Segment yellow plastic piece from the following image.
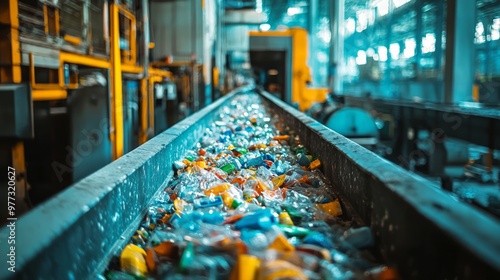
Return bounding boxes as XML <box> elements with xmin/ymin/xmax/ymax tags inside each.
<box><xmin>221</xmin><ymin>192</ymin><xmax>232</xmax><ymax>206</ymax></box>
<box><xmin>228</xmin><ymin>144</ymin><xmax>235</xmax><ymax>150</ymax></box>
<box><xmin>120</xmin><ymin>244</ymin><xmax>148</xmax><ymax>277</ymax></box>
<box><xmin>255</xmin><ymin>179</ymin><xmax>269</xmax><ymax>195</ymax></box>
<box><xmin>174</xmin><ymin>198</ymin><xmax>186</xmax><ymax>212</ymax></box>
<box><xmin>316</xmin><ymin>199</ymin><xmax>343</xmax><ymax>216</ymax></box>
<box><xmin>271</xmin><ymin>174</ymin><xmax>286</xmax><ymax>188</ymax></box>
<box><xmin>256</xmin><ymin>143</ymin><xmax>267</xmax><ymax>149</ymax></box>
<box><xmin>194</xmin><ymin>161</ymin><xmax>207</xmax><ymax>169</ymax></box>
<box><xmin>279</xmin><ymin>211</ymin><xmax>294</xmax><ymax>226</ymax></box>
<box><xmin>221</xmin><ymin>192</ymin><xmax>239</xmax><ymax>209</ymax></box>
<box><xmin>268</xmin><ymin>234</ymin><xmax>295</xmax><ymax>252</ymax></box>
<box><xmin>309</xmin><ymin>159</ymin><xmax>321</xmax><ymax>170</ymax></box>
<box><xmin>260</xmin><ymin>260</ymin><xmax>307</xmax><ymax>280</ymax></box>
<box><xmin>204</xmin><ymin>183</ymin><xmax>231</xmax><ymax>196</ymax></box>
<box><xmin>230</xmin><ymin>254</ymin><xmax>260</xmax><ymax>280</ymax></box>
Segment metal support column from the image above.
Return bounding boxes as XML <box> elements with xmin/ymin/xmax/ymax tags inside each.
<box><xmin>139</xmin><ymin>78</ymin><xmax>149</xmax><ymax>144</ymax></box>
<box><xmin>308</xmin><ymin>0</ymin><xmax>318</xmax><ymax>86</ymax></box>
<box><xmin>0</xmin><ymin>0</ymin><xmax>21</xmax><ymax>83</ymax></box>
<box><xmin>483</xmin><ymin>17</ymin><xmax>492</xmax><ymax>75</ymax></box>
<box><xmin>110</xmin><ymin>3</ymin><xmax>124</xmax><ymax>159</ymax></box>
<box><xmin>434</xmin><ymin>0</ymin><xmax>444</xmax><ymax>75</ymax></box>
<box><xmin>330</xmin><ymin>0</ymin><xmax>344</xmax><ymax>93</ymax></box>
<box><xmin>82</xmin><ymin>0</ymin><xmax>90</xmax><ymax>48</ymax></box>
<box><xmin>415</xmin><ymin>0</ymin><xmax>423</xmax><ymax>77</ymax></box>
<box><xmin>444</xmin><ymin>0</ymin><xmax>476</xmax><ymax>103</ymax></box>
<box><xmin>139</xmin><ymin>0</ymin><xmax>150</xmax><ymax>145</ymax></box>
<box><xmin>383</xmin><ymin>1</ymin><xmax>394</xmax><ymax>97</ymax></box>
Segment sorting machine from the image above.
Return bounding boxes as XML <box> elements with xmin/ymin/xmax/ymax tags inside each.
<box><xmin>249</xmin><ymin>28</ymin><xmax>381</xmax><ymax>149</ymax></box>
<box><xmin>1</xmin><ymin>86</ymin><xmax>499</xmax><ymax>279</ymax></box>
<box><xmin>309</xmin><ymin>94</ymin><xmax>381</xmax><ymax>149</ymax></box>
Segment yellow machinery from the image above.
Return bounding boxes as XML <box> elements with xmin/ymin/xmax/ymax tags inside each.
<box><xmin>249</xmin><ymin>28</ymin><xmax>328</xmax><ymax>111</ymax></box>
<box><xmin>151</xmin><ymin>60</ymin><xmax>206</xmax><ymax>117</ymax></box>
<box><xmin>0</xmin><ymin>0</ymin><xmax>177</xmax><ymax>212</ymax></box>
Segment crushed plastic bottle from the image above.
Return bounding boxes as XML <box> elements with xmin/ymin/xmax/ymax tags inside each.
<box><xmin>104</xmin><ymin>93</ymin><xmax>398</xmax><ymax>279</ymax></box>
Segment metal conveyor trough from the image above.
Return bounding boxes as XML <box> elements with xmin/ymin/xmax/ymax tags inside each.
<box><xmin>1</xmin><ymin>86</ymin><xmax>500</xmax><ymax>279</ymax></box>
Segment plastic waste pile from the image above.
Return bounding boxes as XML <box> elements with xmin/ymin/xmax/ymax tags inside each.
<box><xmin>105</xmin><ymin>93</ymin><xmax>399</xmax><ymax>280</ymax></box>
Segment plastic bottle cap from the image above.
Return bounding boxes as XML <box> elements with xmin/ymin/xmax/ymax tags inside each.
<box><xmin>268</xmin><ymin>234</ymin><xmax>295</xmax><ymax>252</ymax></box>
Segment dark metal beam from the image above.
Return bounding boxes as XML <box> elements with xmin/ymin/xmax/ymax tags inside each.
<box><xmin>444</xmin><ymin>0</ymin><xmax>476</xmax><ymax>103</ymax></box>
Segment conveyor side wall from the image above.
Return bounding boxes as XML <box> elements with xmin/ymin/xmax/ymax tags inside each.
<box><xmin>259</xmin><ymin>90</ymin><xmax>500</xmax><ymax>279</ymax></box>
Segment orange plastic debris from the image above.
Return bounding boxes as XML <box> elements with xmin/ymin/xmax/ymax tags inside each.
<box><xmin>273</xmin><ymin>135</ymin><xmax>290</xmax><ymax>141</ymax></box>
<box><xmin>146</xmin><ymin>248</ymin><xmax>157</xmax><ymax>272</ymax></box>
<box><xmin>268</xmin><ymin>234</ymin><xmax>295</xmax><ymax>252</ymax></box>
<box><xmin>309</xmin><ymin>159</ymin><xmax>321</xmax><ymax>170</ymax></box>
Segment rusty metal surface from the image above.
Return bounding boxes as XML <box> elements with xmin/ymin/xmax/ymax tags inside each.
<box><xmin>1</xmin><ymin>86</ymin><xmax>499</xmax><ymax>279</ymax></box>
<box><xmin>259</xmin><ymin>89</ymin><xmax>500</xmax><ymax>279</ymax></box>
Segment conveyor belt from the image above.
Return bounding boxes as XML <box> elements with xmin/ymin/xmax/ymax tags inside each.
<box><xmin>105</xmin><ymin>91</ymin><xmax>383</xmax><ymax>279</ymax></box>
<box><xmin>1</xmin><ymin>86</ymin><xmax>500</xmax><ymax>279</ymax></box>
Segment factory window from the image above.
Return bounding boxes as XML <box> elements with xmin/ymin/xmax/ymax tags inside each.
<box><xmin>226</xmin><ymin>0</ymin><xmax>331</xmax><ymax>87</ymax></box>
<box><xmin>475</xmin><ymin>14</ymin><xmax>500</xmax><ymax>76</ymax></box>
<box><xmin>475</xmin><ymin>2</ymin><xmax>500</xmax><ymax>104</ymax></box>
<box><xmin>342</xmin><ymin>0</ymin><xmax>445</xmax><ymax>102</ymax></box>
<box><xmin>341</xmin><ymin>0</ymin><xmax>500</xmax><ymax>104</ymax></box>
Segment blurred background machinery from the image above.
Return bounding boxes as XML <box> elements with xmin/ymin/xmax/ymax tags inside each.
<box><xmin>249</xmin><ymin>28</ymin><xmax>328</xmax><ymax>111</ymax></box>
<box><xmin>0</xmin><ymin>0</ymin><xmax>222</xmax><ymax>214</ymax></box>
